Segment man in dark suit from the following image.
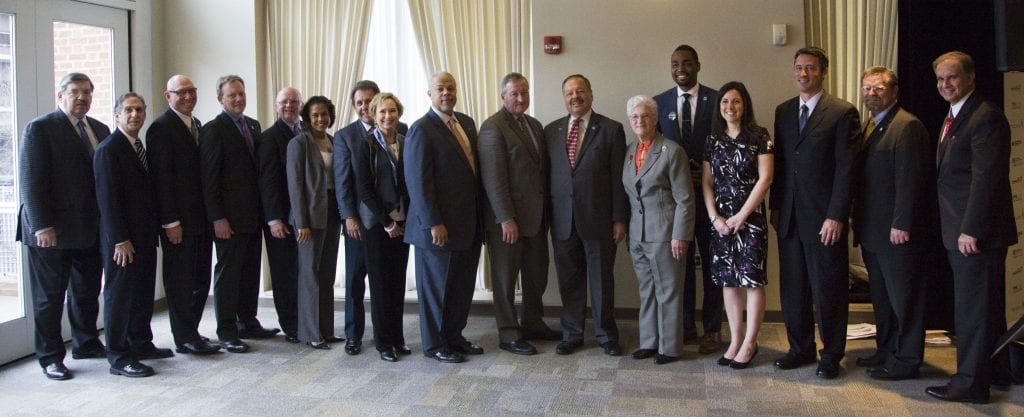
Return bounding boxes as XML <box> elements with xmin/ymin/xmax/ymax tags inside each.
<box><xmin>769</xmin><ymin>47</ymin><xmax>861</xmax><ymax>379</ymax></box>
<box><xmin>546</xmin><ymin>74</ymin><xmax>628</xmax><ymax>357</ymax></box>
<box><xmin>258</xmin><ymin>86</ymin><xmax>304</xmax><ymax>344</ymax></box>
<box><xmin>94</xmin><ymin>93</ymin><xmax>168</xmax><ymax>377</ymax></box>
<box><xmin>479</xmin><ymin>73</ymin><xmax>559</xmax><ymax>356</ymax></box>
<box><xmin>405</xmin><ymin>71</ymin><xmax>484</xmax><ymax>363</ymax></box>
<box><xmin>18</xmin><ymin>72</ymin><xmax>109</xmax><ymax>380</ymax></box>
<box><xmin>850</xmin><ymin>66</ymin><xmax>934</xmax><ymax>381</ymax></box>
<box><xmin>652</xmin><ymin>44</ymin><xmax>722</xmax><ymax>353</ymax></box>
<box><xmin>200</xmin><ymin>75</ymin><xmax>278</xmax><ymax>354</ymax></box>
<box><xmin>147</xmin><ymin>74</ymin><xmax>220</xmax><ymax>355</ymax></box>
<box><xmin>925</xmin><ymin>51</ymin><xmax>1017</xmax><ymax>404</ymax></box>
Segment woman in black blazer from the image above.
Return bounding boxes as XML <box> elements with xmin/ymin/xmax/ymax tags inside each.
<box><xmin>352</xmin><ymin>92</ymin><xmax>410</xmax><ymax>362</ymax></box>
<box><xmin>286</xmin><ymin>96</ymin><xmax>342</xmax><ymax>349</ymax></box>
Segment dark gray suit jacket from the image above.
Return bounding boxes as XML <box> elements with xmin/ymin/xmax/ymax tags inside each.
<box><xmin>285</xmin><ymin>132</ymin><xmax>332</xmax><ymax>230</ymax></box>
<box><xmin>146</xmin><ymin>108</ymin><xmax>207</xmax><ymax>236</ymax></box>
<box><xmin>352</xmin><ymin>131</ymin><xmax>407</xmax><ymax>230</ymax></box>
<box><xmin>18</xmin><ymin>109</ymin><xmax>110</xmax><ymax>248</ymax></box>
<box><xmin>479</xmin><ymin>108</ymin><xmax>548</xmax><ymax>237</ymax></box>
<box><xmin>258</xmin><ymin>118</ymin><xmax>299</xmax><ymax>225</ymax></box>
<box><xmin>199</xmin><ymin>111</ymin><xmax>262</xmax><ymax>233</ymax></box>
<box><xmin>622</xmin><ymin>135</ymin><xmax>694</xmax><ymax>243</ymax></box>
<box><xmin>333</xmin><ymin>119</ymin><xmax>408</xmax><ymax>223</ymax></box>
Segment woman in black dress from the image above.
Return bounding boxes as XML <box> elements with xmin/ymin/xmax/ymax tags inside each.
<box><xmin>701</xmin><ymin>82</ymin><xmax>774</xmax><ymax>369</ymax></box>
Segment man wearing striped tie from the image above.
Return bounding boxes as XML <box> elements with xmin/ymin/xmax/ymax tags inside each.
<box><xmin>94</xmin><ymin>92</ymin><xmax>164</xmax><ymax>377</ymax></box>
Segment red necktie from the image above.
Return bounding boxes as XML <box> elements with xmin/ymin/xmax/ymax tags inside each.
<box><xmin>940</xmin><ymin>111</ymin><xmax>953</xmax><ymax>142</ymax></box>
<box><xmin>566</xmin><ymin>118</ymin><xmax>581</xmax><ymax>168</ymax></box>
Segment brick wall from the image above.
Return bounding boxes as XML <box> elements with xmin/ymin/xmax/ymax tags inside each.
<box><xmin>52</xmin><ymin>21</ymin><xmax>113</xmax><ymax>128</ymax></box>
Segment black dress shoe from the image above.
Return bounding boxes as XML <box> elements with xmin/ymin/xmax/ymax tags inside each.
<box><xmin>654</xmin><ymin>354</ymin><xmax>678</xmax><ymax>364</ymax></box>
<box><xmin>345</xmin><ymin>341</ymin><xmax>362</xmax><ymax>355</ymax></box>
<box><xmin>600</xmin><ymin>341</ymin><xmax>622</xmax><ymax>356</ymax></box>
<box><xmin>284</xmin><ymin>335</ymin><xmax>300</xmax><ymax>344</ymax></box>
<box><xmin>866</xmin><ymin>367</ymin><xmax>919</xmax><ymax>381</ymax></box>
<box><xmin>324</xmin><ymin>336</ymin><xmax>346</xmax><ymax>343</ymax></box>
<box><xmin>815</xmin><ymin>361</ymin><xmax>840</xmax><ymax>379</ymax></box>
<box><xmin>522</xmin><ymin>328</ymin><xmax>562</xmax><ymax>341</ymax></box>
<box><xmin>71</xmin><ymin>347</ymin><xmax>106</xmax><ymax>360</ymax></box>
<box><xmin>452</xmin><ymin>341</ymin><xmax>484</xmax><ymax>355</ymax></box>
<box><xmin>200</xmin><ymin>335</ymin><xmax>211</xmax><ymax>343</ymax></box>
<box><xmin>176</xmin><ymin>340</ymin><xmax>221</xmax><ymax>355</ymax></box>
<box><xmin>220</xmin><ymin>339</ymin><xmax>250</xmax><ymax>353</ymax></box>
<box><xmin>774</xmin><ymin>353</ymin><xmax>816</xmax><ymax>370</ymax></box>
<box><xmin>109</xmin><ymin>360</ymin><xmax>155</xmax><ymax>378</ymax></box>
<box><xmin>429</xmin><ymin>349</ymin><xmax>465</xmax><ymax>363</ymax></box>
<box><xmin>238</xmin><ymin>326</ymin><xmax>280</xmax><ymax>339</ymax></box>
<box><xmin>631</xmin><ymin>349</ymin><xmax>657</xmax><ymax>360</ymax></box>
<box><xmin>43</xmin><ymin>363</ymin><xmax>72</xmax><ymax>380</ymax></box>
<box><xmin>499</xmin><ymin>339</ymin><xmax>538</xmax><ymax>355</ymax></box>
<box><xmin>379</xmin><ymin>348</ymin><xmax>398</xmax><ymax>362</ymax></box>
<box><xmin>925</xmin><ymin>385</ymin><xmax>989</xmax><ymax>404</ymax></box>
<box><xmin>855</xmin><ymin>352</ymin><xmax>887</xmax><ymax>367</ymax></box>
<box><xmin>396</xmin><ymin>345</ymin><xmax>412</xmax><ymax>355</ymax></box>
<box><xmin>556</xmin><ymin>340</ymin><xmax>583</xmax><ymax>355</ymax></box>
<box><xmin>307</xmin><ymin>341</ymin><xmax>331</xmax><ymax>350</ymax></box>
<box><xmin>136</xmin><ymin>346</ymin><xmax>175</xmax><ymax>360</ymax></box>
<box><xmin>683</xmin><ymin>328</ymin><xmax>700</xmax><ymax>345</ymax></box>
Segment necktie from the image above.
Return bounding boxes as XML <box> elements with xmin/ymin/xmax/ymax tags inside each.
<box><xmin>77</xmin><ymin>120</ymin><xmax>94</xmax><ymax>155</ymax></box>
<box><xmin>566</xmin><ymin>118</ymin><xmax>581</xmax><ymax>168</ymax></box>
<box><xmin>237</xmin><ymin>118</ymin><xmax>254</xmax><ymax>156</ymax></box>
<box><xmin>518</xmin><ymin>116</ymin><xmax>539</xmax><ymax>153</ymax></box>
<box><xmin>681</xmin><ymin>93</ymin><xmax>693</xmax><ymax>144</ymax></box>
<box><xmin>940</xmin><ymin>110</ymin><xmax>953</xmax><ymax>142</ymax></box>
<box><xmin>189</xmin><ymin>119</ymin><xmax>199</xmax><ymax>145</ymax></box>
<box><xmin>447</xmin><ymin>118</ymin><xmax>474</xmax><ymax>173</ymax></box>
<box><xmin>134</xmin><ymin>138</ymin><xmax>149</xmax><ymax>172</ymax></box>
<box><xmin>799</xmin><ymin>104</ymin><xmax>809</xmax><ymax>134</ymax></box>
<box><xmin>864</xmin><ymin>118</ymin><xmax>877</xmax><ymax>142</ymax></box>
<box><xmin>292</xmin><ymin>123</ymin><xmax>301</xmax><ymax>137</ymax></box>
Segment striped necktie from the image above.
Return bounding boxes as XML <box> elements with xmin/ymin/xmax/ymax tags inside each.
<box><xmin>135</xmin><ymin>138</ymin><xmax>148</xmax><ymax>172</ymax></box>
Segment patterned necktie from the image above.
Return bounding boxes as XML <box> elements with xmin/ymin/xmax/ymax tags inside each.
<box><xmin>863</xmin><ymin>118</ymin><xmax>877</xmax><ymax>142</ymax></box>
<box><xmin>134</xmin><ymin>138</ymin><xmax>149</xmax><ymax>172</ymax></box>
<box><xmin>447</xmin><ymin>118</ymin><xmax>474</xmax><ymax>173</ymax></box>
<box><xmin>799</xmin><ymin>104</ymin><xmax>809</xmax><ymax>134</ymax></box>
<box><xmin>190</xmin><ymin>119</ymin><xmax>199</xmax><ymax>145</ymax></box>
<box><xmin>518</xmin><ymin>116</ymin><xmax>539</xmax><ymax>152</ymax></box>
<box><xmin>940</xmin><ymin>110</ymin><xmax>953</xmax><ymax>142</ymax></box>
<box><xmin>292</xmin><ymin>123</ymin><xmax>301</xmax><ymax>137</ymax></box>
<box><xmin>566</xmin><ymin>117</ymin><xmax>581</xmax><ymax>168</ymax></box>
<box><xmin>681</xmin><ymin>93</ymin><xmax>692</xmax><ymax>144</ymax></box>
<box><xmin>237</xmin><ymin>117</ymin><xmax>254</xmax><ymax>156</ymax></box>
<box><xmin>77</xmin><ymin>120</ymin><xmax>94</xmax><ymax>155</ymax></box>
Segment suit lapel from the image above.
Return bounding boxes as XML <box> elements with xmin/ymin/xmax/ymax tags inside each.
<box><xmin>503</xmin><ymin>110</ymin><xmax>540</xmax><ymax>163</ymax></box>
<box><xmin>865</xmin><ymin>106</ymin><xmax>899</xmax><ymax>148</ymax></box>
<box><xmin>636</xmin><ymin>137</ymin><xmax>664</xmax><ymax>180</ymax></box>
<box><xmin>54</xmin><ymin>110</ymin><xmax>95</xmax><ymax>163</ymax></box>
<box><xmin>797</xmin><ymin>94</ymin><xmax>829</xmax><ymax>146</ymax></box>
<box><xmin>427</xmin><ymin>109</ymin><xmax>473</xmax><ymax>172</ymax></box>
<box><xmin>575</xmin><ymin>114</ymin><xmax>601</xmax><ymax>165</ymax></box>
<box><xmin>937</xmin><ymin>94</ymin><xmax>979</xmax><ymax>166</ymax></box>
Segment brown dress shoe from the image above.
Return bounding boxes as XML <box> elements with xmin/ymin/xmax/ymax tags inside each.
<box><xmin>698</xmin><ymin>332</ymin><xmax>721</xmax><ymax>354</ymax></box>
<box><xmin>683</xmin><ymin>328</ymin><xmax>700</xmax><ymax>345</ymax></box>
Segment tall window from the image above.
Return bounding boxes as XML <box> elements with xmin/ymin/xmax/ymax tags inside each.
<box><xmin>358</xmin><ymin>0</ymin><xmax>428</xmax><ymax>123</ymax></box>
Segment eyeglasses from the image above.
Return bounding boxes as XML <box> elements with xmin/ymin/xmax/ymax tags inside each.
<box><xmin>276</xmin><ymin>99</ymin><xmax>301</xmax><ymax>106</ymax></box>
<box><xmin>168</xmin><ymin>88</ymin><xmax>198</xmax><ymax>96</ymax></box>
<box><xmin>861</xmin><ymin>86</ymin><xmax>888</xmax><ymax>93</ymax></box>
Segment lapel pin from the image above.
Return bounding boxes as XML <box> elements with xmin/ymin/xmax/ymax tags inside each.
<box><xmin>668</xmin><ymin>112</ymin><xmax>677</xmax><ymax>121</ymax></box>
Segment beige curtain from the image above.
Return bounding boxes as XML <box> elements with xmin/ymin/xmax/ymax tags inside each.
<box><xmin>263</xmin><ymin>1</ymin><xmax>374</xmax><ymax>125</ymax></box>
<box><xmin>805</xmin><ymin>0</ymin><xmax>898</xmax><ymax>113</ymax></box>
<box><xmin>407</xmin><ymin>0</ymin><xmax>532</xmax><ymax>121</ymax></box>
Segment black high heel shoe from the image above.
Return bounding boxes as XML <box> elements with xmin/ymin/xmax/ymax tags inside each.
<box><xmin>729</xmin><ymin>346</ymin><xmax>759</xmax><ymax>369</ymax></box>
<box><xmin>717</xmin><ymin>355</ymin><xmax>734</xmax><ymax>366</ymax></box>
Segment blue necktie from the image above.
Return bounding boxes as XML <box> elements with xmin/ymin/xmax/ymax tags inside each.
<box><xmin>799</xmin><ymin>104</ymin><xmax>809</xmax><ymax>134</ymax></box>
<box><xmin>76</xmin><ymin>120</ymin><xmax>93</xmax><ymax>156</ymax></box>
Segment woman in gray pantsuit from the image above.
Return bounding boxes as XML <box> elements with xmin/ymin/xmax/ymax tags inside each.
<box><xmin>622</xmin><ymin>95</ymin><xmax>695</xmax><ymax>364</ymax></box>
<box><xmin>286</xmin><ymin>96</ymin><xmax>343</xmax><ymax>349</ymax></box>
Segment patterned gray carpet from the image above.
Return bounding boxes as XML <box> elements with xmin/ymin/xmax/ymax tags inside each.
<box><xmin>0</xmin><ymin>305</ymin><xmax>1021</xmax><ymax>417</ymax></box>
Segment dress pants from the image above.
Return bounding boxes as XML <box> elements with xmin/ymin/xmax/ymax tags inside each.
<box><xmin>862</xmin><ymin>246</ymin><xmax>926</xmax><ymax>374</ymax></box>
<box><xmin>263</xmin><ymin>224</ymin><xmax>298</xmax><ymax>337</ymax></box>
<box><xmin>27</xmin><ymin>246</ymin><xmax>103</xmax><ymax>367</ymax></box>
<box><xmin>629</xmin><ymin>239</ymin><xmax>684</xmax><ymax>356</ymax></box>
<box><xmin>552</xmin><ymin>226</ymin><xmax>619</xmax><ymax>344</ymax></box>
<box><xmin>160</xmin><ymin>233</ymin><xmax>212</xmax><ymax>346</ymax></box>
<box><xmin>363</xmin><ymin>224</ymin><xmax>409</xmax><ymax>350</ymax></box>
<box><xmin>947</xmin><ymin>248</ymin><xmax>1010</xmax><ymax>393</ymax></box>
<box><xmin>486</xmin><ymin>230</ymin><xmax>551</xmax><ymax>343</ymax></box>
<box><xmin>342</xmin><ymin>227</ymin><xmax>367</xmax><ymax>343</ymax></box>
<box><xmin>777</xmin><ymin>224</ymin><xmax>849</xmax><ymax>363</ymax></box>
<box><xmin>296</xmin><ymin>195</ymin><xmax>342</xmax><ymax>342</ymax></box>
<box><xmin>683</xmin><ymin>192</ymin><xmax>722</xmax><ymax>334</ymax></box>
<box><xmin>212</xmin><ymin>230</ymin><xmax>262</xmax><ymax>341</ymax></box>
<box><xmin>414</xmin><ymin>243</ymin><xmax>480</xmax><ymax>355</ymax></box>
<box><xmin>102</xmin><ymin>244</ymin><xmax>157</xmax><ymax>366</ymax></box>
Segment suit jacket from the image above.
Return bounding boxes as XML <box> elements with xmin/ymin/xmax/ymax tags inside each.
<box><xmin>285</xmin><ymin>132</ymin><xmax>332</xmax><ymax>230</ymax></box>
<box><xmin>404</xmin><ymin>108</ymin><xmax>482</xmax><ymax>251</ymax></box>
<box><xmin>935</xmin><ymin>93</ymin><xmax>1017</xmax><ymax>250</ymax></box>
<box><xmin>851</xmin><ymin>106</ymin><xmax>937</xmax><ymax>250</ymax></box>
<box><xmin>258</xmin><ymin>118</ymin><xmax>298</xmax><ymax>224</ymax></box>
<box><xmin>545</xmin><ymin>111</ymin><xmax>628</xmax><ymax>241</ymax></box>
<box><xmin>352</xmin><ymin>131</ymin><xmax>407</xmax><ymax>230</ymax></box>
<box><xmin>146</xmin><ymin>108</ymin><xmax>207</xmax><ymax>236</ymax></box>
<box><xmin>769</xmin><ymin>93</ymin><xmax>861</xmax><ymax>241</ymax></box>
<box><xmin>17</xmin><ymin>109</ymin><xmax>110</xmax><ymax>248</ymax></box>
<box><xmin>622</xmin><ymin>135</ymin><xmax>695</xmax><ymax>243</ymax></box>
<box><xmin>334</xmin><ymin>120</ymin><xmax>409</xmax><ymax>221</ymax></box>
<box><xmin>93</xmin><ymin>129</ymin><xmax>160</xmax><ymax>250</ymax></box>
<box><xmin>653</xmin><ymin>84</ymin><xmax>718</xmax><ymax>164</ymax></box>
<box><xmin>199</xmin><ymin>111</ymin><xmax>263</xmax><ymax>234</ymax></box>
<box><xmin>478</xmin><ymin>108</ymin><xmax>548</xmax><ymax>237</ymax></box>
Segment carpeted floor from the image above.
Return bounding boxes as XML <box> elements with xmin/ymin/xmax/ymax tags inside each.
<box><xmin>0</xmin><ymin>305</ymin><xmax>1020</xmax><ymax>417</ymax></box>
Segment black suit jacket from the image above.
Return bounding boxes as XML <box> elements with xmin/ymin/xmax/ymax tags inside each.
<box><xmin>352</xmin><ymin>131</ymin><xmax>408</xmax><ymax>230</ymax></box>
<box><xmin>851</xmin><ymin>106</ymin><xmax>937</xmax><ymax>250</ymax></box>
<box><xmin>199</xmin><ymin>111</ymin><xmax>263</xmax><ymax>234</ymax></box>
<box><xmin>146</xmin><ymin>108</ymin><xmax>207</xmax><ymax>236</ymax></box>
<box><xmin>935</xmin><ymin>93</ymin><xmax>1017</xmax><ymax>250</ymax></box>
<box><xmin>333</xmin><ymin>120</ymin><xmax>408</xmax><ymax>222</ymax></box>
<box><xmin>18</xmin><ymin>109</ymin><xmax>110</xmax><ymax>248</ymax></box>
<box><xmin>770</xmin><ymin>93</ymin><xmax>861</xmax><ymax>241</ymax></box>
<box><xmin>258</xmin><ymin>118</ymin><xmax>297</xmax><ymax>224</ymax></box>
<box><xmin>545</xmin><ymin>111</ymin><xmax>628</xmax><ymax>241</ymax></box>
<box><xmin>653</xmin><ymin>84</ymin><xmax>717</xmax><ymax>164</ymax></box>
<box><xmin>94</xmin><ymin>129</ymin><xmax>160</xmax><ymax>249</ymax></box>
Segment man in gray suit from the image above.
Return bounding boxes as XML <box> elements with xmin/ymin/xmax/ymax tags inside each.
<box><xmin>479</xmin><ymin>73</ymin><xmax>560</xmax><ymax>356</ymax></box>
<box><xmin>545</xmin><ymin>74</ymin><xmax>628</xmax><ymax>356</ymax></box>
<box><xmin>19</xmin><ymin>73</ymin><xmax>109</xmax><ymax>380</ymax></box>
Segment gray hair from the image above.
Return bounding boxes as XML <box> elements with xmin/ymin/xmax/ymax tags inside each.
<box><xmin>216</xmin><ymin>75</ymin><xmax>244</xmax><ymax>97</ymax></box>
<box><xmin>500</xmin><ymin>72</ymin><xmax>528</xmax><ymax>94</ymax></box>
<box><xmin>58</xmin><ymin>72</ymin><xmax>94</xmax><ymax>93</ymax></box>
<box><xmin>114</xmin><ymin>92</ymin><xmax>146</xmax><ymax>113</ymax></box>
<box><xmin>626</xmin><ymin>95</ymin><xmax>657</xmax><ymax>117</ymax></box>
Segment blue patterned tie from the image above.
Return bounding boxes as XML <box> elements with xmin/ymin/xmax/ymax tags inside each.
<box><xmin>135</xmin><ymin>138</ymin><xmax>148</xmax><ymax>172</ymax></box>
<box><xmin>799</xmin><ymin>104</ymin><xmax>809</xmax><ymax>134</ymax></box>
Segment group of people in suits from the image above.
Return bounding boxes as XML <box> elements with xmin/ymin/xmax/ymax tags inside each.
<box><xmin>18</xmin><ymin>44</ymin><xmax>1016</xmax><ymax>405</ymax></box>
